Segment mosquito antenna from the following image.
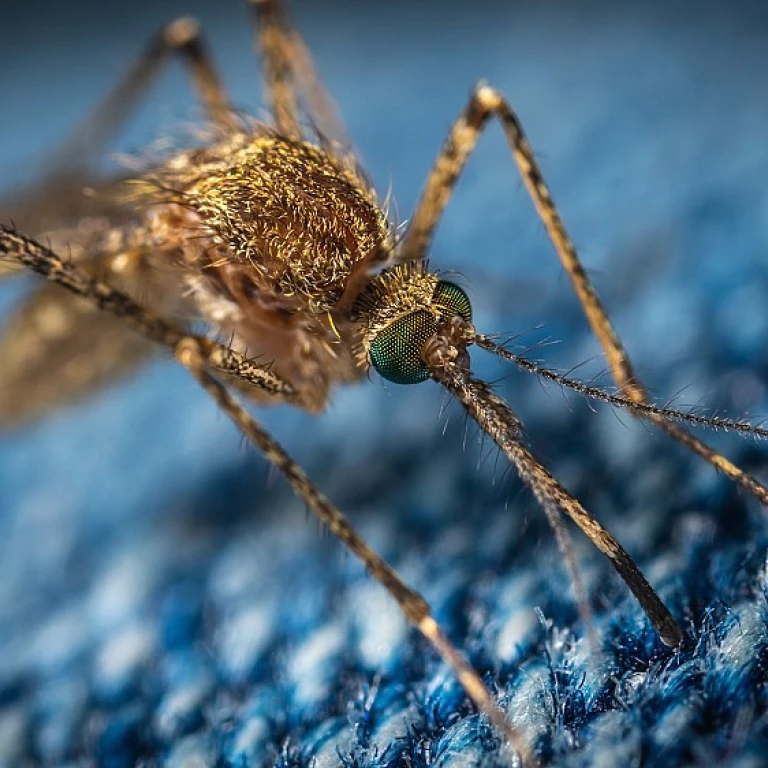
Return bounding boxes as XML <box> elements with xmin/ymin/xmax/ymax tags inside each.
<box><xmin>477</xmin><ymin>334</ymin><xmax>768</xmax><ymax>440</ymax></box>
<box><xmin>423</xmin><ymin>319</ymin><xmax>683</xmax><ymax>648</ymax></box>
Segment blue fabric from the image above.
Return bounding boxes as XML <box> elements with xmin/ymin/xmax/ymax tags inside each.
<box><xmin>2</xmin><ymin>2</ymin><xmax>768</xmax><ymax>765</ymax></box>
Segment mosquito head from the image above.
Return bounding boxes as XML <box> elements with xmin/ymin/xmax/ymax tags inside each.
<box><xmin>352</xmin><ymin>262</ymin><xmax>474</xmax><ymax>384</ymax></box>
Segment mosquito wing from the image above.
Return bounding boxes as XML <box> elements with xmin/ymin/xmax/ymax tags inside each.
<box><xmin>0</xmin><ymin>170</ymin><xmax>194</xmax><ymax>427</ymax></box>
<box><xmin>0</xmin><ymin>167</ymin><xmax>135</xmax><ymax>279</ymax></box>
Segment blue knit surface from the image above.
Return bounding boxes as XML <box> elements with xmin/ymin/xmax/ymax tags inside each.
<box><xmin>2</xmin><ymin>2</ymin><xmax>768</xmax><ymax>766</ymax></box>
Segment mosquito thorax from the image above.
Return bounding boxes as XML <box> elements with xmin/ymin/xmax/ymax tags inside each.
<box><xmin>133</xmin><ymin>132</ymin><xmax>391</xmax><ymax>314</ymax></box>
<box><xmin>352</xmin><ymin>262</ymin><xmax>472</xmax><ymax>384</ymax></box>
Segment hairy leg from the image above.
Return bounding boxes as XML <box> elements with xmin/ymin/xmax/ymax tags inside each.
<box><xmin>0</xmin><ymin>223</ymin><xmax>536</xmax><ymax>765</ymax></box>
<box><xmin>0</xmin><ymin>248</ymin><xmax>157</xmax><ymax>426</ymax></box>
<box><xmin>400</xmin><ymin>83</ymin><xmax>768</xmax><ymax>506</ymax></box>
<box><xmin>422</xmin><ymin>323</ymin><xmax>682</xmax><ymax>648</ymax></box>
<box><xmin>177</xmin><ymin>337</ymin><xmax>535</xmax><ymax>765</ymax></box>
<box><xmin>249</xmin><ymin>0</ymin><xmax>347</xmax><ymax>143</ymax></box>
<box><xmin>0</xmin><ymin>16</ymin><xmax>237</xmax><ymax>281</ymax></box>
<box><xmin>53</xmin><ymin>16</ymin><xmax>237</xmax><ymax>175</ymax></box>
<box><xmin>0</xmin><ymin>225</ymin><xmax>295</xmax><ymax>401</ymax></box>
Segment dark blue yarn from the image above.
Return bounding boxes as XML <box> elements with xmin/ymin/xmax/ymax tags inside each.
<box><xmin>2</xmin><ymin>2</ymin><xmax>768</xmax><ymax>766</ymax></box>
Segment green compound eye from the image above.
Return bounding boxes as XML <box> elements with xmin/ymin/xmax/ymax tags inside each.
<box><xmin>368</xmin><ymin>282</ymin><xmax>471</xmax><ymax>385</ymax></box>
<box><xmin>369</xmin><ymin>310</ymin><xmax>437</xmax><ymax>385</ymax></box>
<box><xmin>432</xmin><ymin>281</ymin><xmax>472</xmax><ymax>323</ymax></box>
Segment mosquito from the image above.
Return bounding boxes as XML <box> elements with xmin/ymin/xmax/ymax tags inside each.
<box><xmin>2</xmin><ymin>2</ymin><xmax>768</xmax><ymax>764</ymax></box>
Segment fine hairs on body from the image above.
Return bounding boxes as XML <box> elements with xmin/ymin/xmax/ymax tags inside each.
<box><xmin>1</xmin><ymin>2</ymin><xmax>767</xmax><ymax>766</ymax></box>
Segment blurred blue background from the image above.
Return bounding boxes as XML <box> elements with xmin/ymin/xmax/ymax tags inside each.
<box><xmin>2</xmin><ymin>1</ymin><xmax>768</xmax><ymax>765</ymax></box>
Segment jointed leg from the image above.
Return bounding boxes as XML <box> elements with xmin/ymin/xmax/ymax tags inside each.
<box><xmin>176</xmin><ymin>338</ymin><xmax>535</xmax><ymax>766</ymax></box>
<box><xmin>250</xmin><ymin>0</ymin><xmax>300</xmax><ymax>138</ymax></box>
<box><xmin>0</xmin><ymin>223</ymin><xmax>535</xmax><ymax>765</ymax></box>
<box><xmin>401</xmin><ymin>83</ymin><xmax>768</xmax><ymax>506</ymax></box>
<box><xmin>2</xmin><ymin>19</ymin><xmax>236</xmax><ymax>278</ymax></box>
<box><xmin>423</xmin><ymin>338</ymin><xmax>683</xmax><ymax>649</ymax></box>
<box><xmin>0</xmin><ymin>246</ymin><xmax>156</xmax><ymax>427</ymax></box>
<box><xmin>540</xmin><ymin>495</ymin><xmax>599</xmax><ymax>653</ymax></box>
<box><xmin>0</xmin><ymin>226</ymin><xmax>295</xmax><ymax>401</ymax></box>
<box><xmin>249</xmin><ymin>0</ymin><xmax>348</xmax><ymax>143</ymax></box>
<box><xmin>52</xmin><ymin>17</ymin><xmax>236</xmax><ymax>177</ymax></box>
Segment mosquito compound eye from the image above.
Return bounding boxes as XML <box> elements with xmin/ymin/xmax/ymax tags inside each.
<box><xmin>369</xmin><ymin>310</ymin><xmax>438</xmax><ymax>385</ymax></box>
<box><xmin>432</xmin><ymin>280</ymin><xmax>472</xmax><ymax>323</ymax></box>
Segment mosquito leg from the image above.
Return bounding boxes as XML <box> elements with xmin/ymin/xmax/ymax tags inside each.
<box><xmin>0</xmin><ymin>225</ymin><xmax>295</xmax><ymax>400</ymax></box>
<box><xmin>0</xmin><ymin>17</ymin><xmax>237</xmax><ymax>278</ymax></box>
<box><xmin>401</xmin><ymin>83</ymin><xmax>768</xmax><ymax>507</ymax></box>
<box><xmin>249</xmin><ymin>0</ymin><xmax>302</xmax><ymax>138</ymax></box>
<box><xmin>0</xmin><ymin>247</ymin><xmax>156</xmax><ymax>427</ymax></box>
<box><xmin>278</xmin><ymin>15</ymin><xmax>349</xmax><ymax>145</ymax></box>
<box><xmin>540</xmin><ymin>496</ymin><xmax>599</xmax><ymax>654</ymax></box>
<box><xmin>508</xmin><ymin>431</ymin><xmax>682</xmax><ymax>648</ymax></box>
<box><xmin>0</xmin><ymin>221</ymin><xmax>536</xmax><ymax>761</ymax></box>
<box><xmin>248</xmin><ymin>0</ymin><xmax>348</xmax><ymax>143</ymax></box>
<box><xmin>174</xmin><ymin>336</ymin><xmax>536</xmax><ymax>766</ymax></box>
<box><xmin>423</xmin><ymin>331</ymin><xmax>682</xmax><ymax>648</ymax></box>
<box><xmin>51</xmin><ymin>16</ymin><xmax>236</xmax><ymax>176</ymax></box>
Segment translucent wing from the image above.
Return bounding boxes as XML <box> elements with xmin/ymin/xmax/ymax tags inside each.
<box><xmin>0</xmin><ymin>280</ymin><xmax>150</xmax><ymax>426</ymax></box>
<box><xmin>0</xmin><ymin>228</ymin><xmax>192</xmax><ymax>428</ymax></box>
<box><xmin>0</xmin><ymin>171</ymin><xmax>132</xmax><ymax>280</ymax></box>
